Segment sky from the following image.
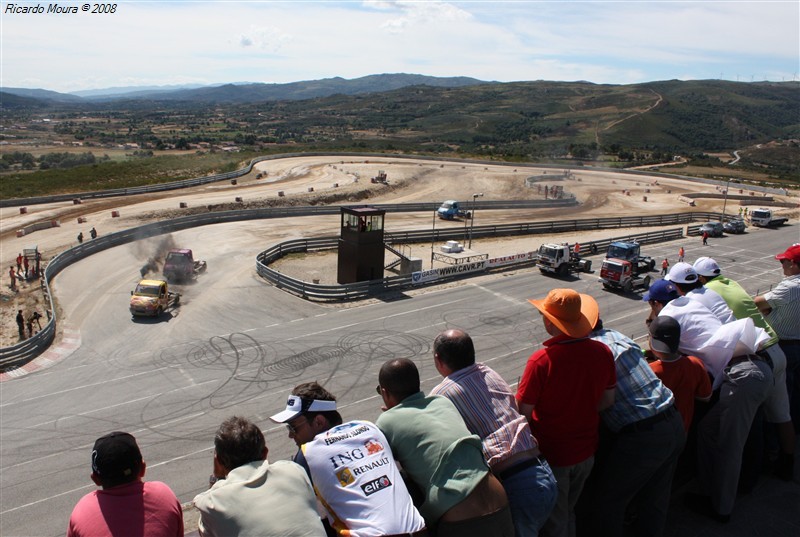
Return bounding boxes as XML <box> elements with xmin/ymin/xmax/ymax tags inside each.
<box><xmin>2</xmin><ymin>0</ymin><xmax>798</xmax><ymax>93</ymax></box>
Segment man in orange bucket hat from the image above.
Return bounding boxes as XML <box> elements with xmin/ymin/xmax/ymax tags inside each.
<box><xmin>516</xmin><ymin>289</ymin><xmax>616</xmax><ymax>537</ymax></box>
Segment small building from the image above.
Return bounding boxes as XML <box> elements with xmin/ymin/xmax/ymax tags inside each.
<box><xmin>337</xmin><ymin>207</ymin><xmax>385</xmax><ymax>284</ymax></box>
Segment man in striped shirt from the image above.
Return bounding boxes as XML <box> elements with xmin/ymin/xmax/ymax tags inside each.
<box><xmin>756</xmin><ymin>244</ymin><xmax>800</xmax><ymax>437</ymax></box>
<box><xmin>430</xmin><ymin>329</ymin><xmax>557</xmax><ymax>537</ymax></box>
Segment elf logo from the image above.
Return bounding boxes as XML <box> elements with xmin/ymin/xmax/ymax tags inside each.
<box><xmin>361</xmin><ymin>475</ymin><xmax>391</xmax><ymax>496</ymax></box>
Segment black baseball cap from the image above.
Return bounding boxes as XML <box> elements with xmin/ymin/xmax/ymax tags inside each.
<box><xmin>91</xmin><ymin>432</ymin><xmax>142</xmax><ymax>481</ymax></box>
<box><xmin>649</xmin><ymin>316</ymin><xmax>681</xmax><ymax>354</ymax></box>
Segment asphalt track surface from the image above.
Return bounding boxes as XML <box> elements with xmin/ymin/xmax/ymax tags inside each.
<box><xmin>1</xmin><ymin>223</ymin><xmax>798</xmax><ymax>536</ymax></box>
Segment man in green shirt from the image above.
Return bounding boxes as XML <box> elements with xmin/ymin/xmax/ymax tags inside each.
<box><xmin>376</xmin><ymin>358</ymin><xmax>513</xmax><ymax>537</ymax></box>
<box><xmin>694</xmin><ymin>257</ymin><xmax>794</xmax><ymax>481</ymax></box>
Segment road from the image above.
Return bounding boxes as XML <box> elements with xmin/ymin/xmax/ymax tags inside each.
<box><xmin>0</xmin><ymin>221</ymin><xmax>797</xmax><ymax>536</ymax></box>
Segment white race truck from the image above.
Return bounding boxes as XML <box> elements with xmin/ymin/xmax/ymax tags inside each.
<box><xmin>536</xmin><ymin>243</ymin><xmax>592</xmax><ymax>276</ymax></box>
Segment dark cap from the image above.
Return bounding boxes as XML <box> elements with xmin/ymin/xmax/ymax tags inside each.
<box><xmin>642</xmin><ymin>279</ymin><xmax>679</xmax><ymax>303</ymax></box>
<box><xmin>649</xmin><ymin>316</ymin><xmax>681</xmax><ymax>354</ymax></box>
<box><xmin>91</xmin><ymin>432</ymin><xmax>142</xmax><ymax>481</ymax></box>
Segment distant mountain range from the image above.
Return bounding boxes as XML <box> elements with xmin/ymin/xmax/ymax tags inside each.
<box><xmin>2</xmin><ymin>74</ymin><xmax>798</xmax><ymax>162</ymax></box>
<box><xmin>2</xmin><ymin>73</ymin><xmax>492</xmax><ymax>104</ymax></box>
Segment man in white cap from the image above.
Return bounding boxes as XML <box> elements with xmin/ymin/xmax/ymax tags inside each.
<box><xmin>645</xmin><ymin>281</ymin><xmax>773</xmax><ymax>523</ymax></box>
<box><xmin>516</xmin><ymin>289</ymin><xmax>616</xmax><ymax>537</ymax></box>
<box><xmin>270</xmin><ymin>382</ymin><xmax>427</xmax><ymax>537</ymax></box>
<box><xmin>665</xmin><ymin>262</ymin><xmax>735</xmax><ymax>323</ymax></box>
<box><xmin>695</xmin><ymin>256</ymin><xmax>795</xmax><ymax>481</ymax></box>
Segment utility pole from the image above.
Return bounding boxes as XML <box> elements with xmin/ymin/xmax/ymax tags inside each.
<box><xmin>431</xmin><ymin>207</ymin><xmax>437</xmax><ymax>269</ymax></box>
<box><xmin>721</xmin><ymin>177</ymin><xmax>731</xmax><ymax>222</ymax></box>
<box><xmin>469</xmin><ymin>193</ymin><xmax>483</xmax><ymax>249</ymax></box>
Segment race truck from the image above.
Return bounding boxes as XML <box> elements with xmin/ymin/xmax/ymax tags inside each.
<box><xmin>749</xmin><ymin>208</ymin><xmax>788</xmax><ymax>228</ymax></box>
<box><xmin>605</xmin><ymin>241</ymin><xmax>655</xmax><ymax>274</ymax></box>
<box><xmin>437</xmin><ymin>200</ymin><xmax>472</xmax><ymax>220</ymax></box>
<box><xmin>130</xmin><ymin>279</ymin><xmax>180</xmax><ymax>317</ymax></box>
<box><xmin>599</xmin><ymin>258</ymin><xmax>652</xmax><ymax>293</ymax></box>
<box><xmin>162</xmin><ymin>248</ymin><xmax>207</xmax><ymax>282</ymax></box>
<box><xmin>536</xmin><ymin>243</ymin><xmax>592</xmax><ymax>276</ymax></box>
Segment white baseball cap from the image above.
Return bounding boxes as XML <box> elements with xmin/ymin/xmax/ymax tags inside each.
<box><xmin>693</xmin><ymin>257</ymin><xmax>721</xmax><ymax>277</ymax></box>
<box><xmin>269</xmin><ymin>396</ymin><xmax>337</xmax><ymax>423</ymax></box>
<box><xmin>665</xmin><ymin>262</ymin><xmax>699</xmax><ymax>284</ymax></box>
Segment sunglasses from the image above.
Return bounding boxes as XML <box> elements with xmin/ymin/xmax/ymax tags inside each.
<box><xmin>285</xmin><ymin>415</ymin><xmax>308</xmax><ymax>435</ymax></box>
<box><xmin>375</xmin><ymin>384</ymin><xmax>382</xmax><ymax>395</ymax></box>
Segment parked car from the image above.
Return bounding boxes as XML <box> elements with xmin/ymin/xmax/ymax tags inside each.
<box><xmin>699</xmin><ymin>221</ymin><xmax>724</xmax><ymax>237</ymax></box>
<box><xmin>723</xmin><ymin>219</ymin><xmax>746</xmax><ymax>234</ymax></box>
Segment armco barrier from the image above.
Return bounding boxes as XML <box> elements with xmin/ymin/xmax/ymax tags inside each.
<box><xmin>1</xmin><ymin>207</ymin><xmax>720</xmax><ymax>369</ymax></box>
<box><xmin>255</xmin><ymin>225</ymin><xmax>687</xmax><ymax>301</ymax></box>
<box><xmin>3</xmin><ymin>151</ymin><xmax>790</xmax><ymax>209</ymax></box>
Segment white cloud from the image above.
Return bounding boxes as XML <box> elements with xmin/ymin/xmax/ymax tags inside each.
<box><xmin>0</xmin><ymin>1</ymin><xmax>796</xmax><ymax>92</ymax></box>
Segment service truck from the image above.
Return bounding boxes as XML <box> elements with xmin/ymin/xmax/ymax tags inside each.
<box><xmin>130</xmin><ymin>279</ymin><xmax>180</xmax><ymax>317</ymax></box>
<box><xmin>536</xmin><ymin>243</ymin><xmax>592</xmax><ymax>276</ymax></box>
<box><xmin>749</xmin><ymin>208</ymin><xmax>788</xmax><ymax>228</ymax></box>
<box><xmin>437</xmin><ymin>200</ymin><xmax>472</xmax><ymax>220</ymax></box>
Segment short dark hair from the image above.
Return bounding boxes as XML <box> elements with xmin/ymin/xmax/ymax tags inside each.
<box><xmin>433</xmin><ymin>329</ymin><xmax>475</xmax><ymax>371</ymax></box>
<box><xmin>674</xmin><ymin>280</ymin><xmax>703</xmax><ymax>294</ymax></box>
<box><xmin>379</xmin><ymin>358</ymin><xmax>420</xmax><ymax>401</ymax></box>
<box><xmin>214</xmin><ymin>416</ymin><xmax>266</xmax><ymax>471</ymax></box>
<box><xmin>291</xmin><ymin>382</ymin><xmax>343</xmax><ymax>426</ymax></box>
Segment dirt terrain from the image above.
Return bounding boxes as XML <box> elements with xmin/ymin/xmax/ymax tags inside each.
<box><xmin>1</xmin><ymin>155</ymin><xmax>797</xmax><ymax>347</ymax></box>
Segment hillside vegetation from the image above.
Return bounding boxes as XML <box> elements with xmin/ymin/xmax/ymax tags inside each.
<box><xmin>1</xmin><ymin>78</ymin><xmax>798</xmax><ymax>199</ymax></box>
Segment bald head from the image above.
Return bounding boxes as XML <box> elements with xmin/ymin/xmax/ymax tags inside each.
<box><xmin>433</xmin><ymin>329</ymin><xmax>475</xmax><ymax>372</ymax></box>
<box><xmin>378</xmin><ymin>358</ymin><xmax>420</xmax><ymax>402</ymax></box>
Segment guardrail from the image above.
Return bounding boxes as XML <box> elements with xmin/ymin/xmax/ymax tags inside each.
<box><xmin>0</xmin><ymin>207</ymin><xmax>722</xmax><ymax>370</ymax></box>
<box><xmin>2</xmin><ymin>152</ymin><xmax>579</xmax><ymax>208</ymax></box>
<box><xmin>4</xmin><ymin>150</ymin><xmax>791</xmax><ymax>208</ymax></box>
<box><xmin>255</xmin><ymin>222</ymin><xmax>688</xmax><ymax>301</ymax></box>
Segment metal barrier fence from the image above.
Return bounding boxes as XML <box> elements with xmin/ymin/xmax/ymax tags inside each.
<box><xmin>1</xmin><ymin>206</ymin><xmax>720</xmax><ymax>369</ymax></box>
<box><xmin>3</xmin><ymin>150</ymin><xmax>790</xmax><ymax>209</ymax></box>
<box><xmin>255</xmin><ymin>223</ymin><xmax>688</xmax><ymax>301</ymax></box>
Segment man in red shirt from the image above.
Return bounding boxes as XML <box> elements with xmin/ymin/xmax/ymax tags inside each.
<box><xmin>516</xmin><ymin>289</ymin><xmax>616</xmax><ymax>537</ymax></box>
<box><xmin>648</xmin><ymin>316</ymin><xmax>712</xmax><ymax>431</ymax></box>
<box><xmin>67</xmin><ymin>432</ymin><xmax>184</xmax><ymax>537</ymax></box>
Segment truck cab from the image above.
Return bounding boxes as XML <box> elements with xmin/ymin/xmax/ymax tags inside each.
<box><xmin>537</xmin><ymin>243</ymin><xmax>592</xmax><ymax>276</ymax></box>
<box><xmin>750</xmin><ymin>208</ymin><xmax>788</xmax><ymax>228</ymax></box>
<box><xmin>130</xmin><ymin>279</ymin><xmax>178</xmax><ymax>317</ymax></box>
<box><xmin>437</xmin><ymin>200</ymin><xmax>471</xmax><ymax>220</ymax></box>
<box><xmin>163</xmin><ymin>248</ymin><xmax>207</xmax><ymax>282</ymax></box>
<box><xmin>606</xmin><ymin>241</ymin><xmax>655</xmax><ymax>274</ymax></box>
<box><xmin>599</xmin><ymin>258</ymin><xmax>651</xmax><ymax>292</ymax></box>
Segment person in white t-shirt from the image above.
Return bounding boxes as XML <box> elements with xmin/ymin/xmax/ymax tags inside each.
<box><xmin>665</xmin><ymin>262</ymin><xmax>736</xmax><ymax>324</ymax></box>
<box><xmin>270</xmin><ymin>382</ymin><xmax>427</xmax><ymax>537</ymax></box>
<box><xmin>643</xmin><ymin>279</ymin><xmax>772</xmax><ymax>523</ymax></box>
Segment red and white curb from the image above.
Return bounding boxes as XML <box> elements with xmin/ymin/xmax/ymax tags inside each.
<box><xmin>0</xmin><ymin>327</ymin><xmax>81</xmax><ymax>382</ymax></box>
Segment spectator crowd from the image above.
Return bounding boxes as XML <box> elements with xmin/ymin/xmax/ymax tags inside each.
<box><xmin>66</xmin><ymin>243</ymin><xmax>799</xmax><ymax>537</ymax></box>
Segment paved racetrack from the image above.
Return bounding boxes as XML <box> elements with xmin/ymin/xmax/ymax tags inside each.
<box><xmin>1</xmin><ymin>213</ymin><xmax>796</xmax><ymax>535</ymax></box>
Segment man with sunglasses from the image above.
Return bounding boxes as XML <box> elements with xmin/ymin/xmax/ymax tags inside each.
<box><xmin>270</xmin><ymin>382</ymin><xmax>427</xmax><ymax>537</ymax></box>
